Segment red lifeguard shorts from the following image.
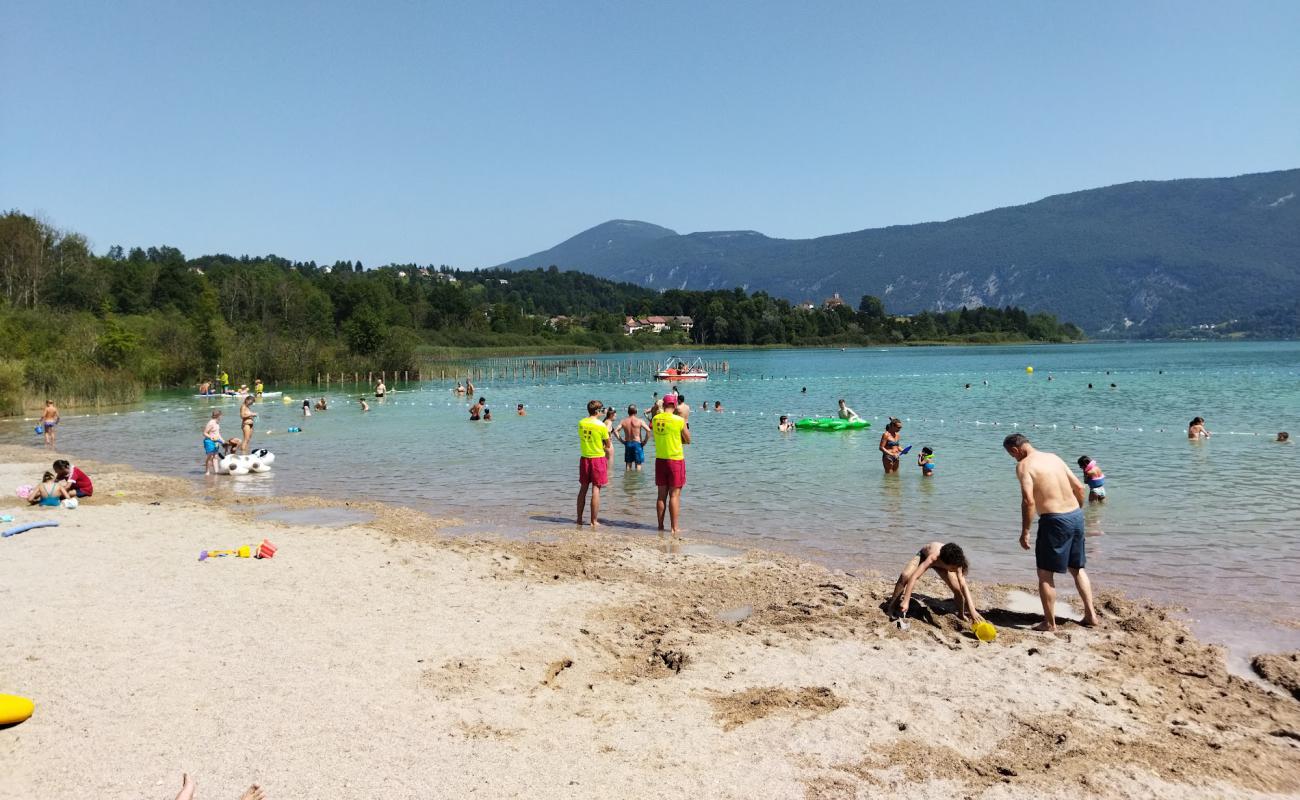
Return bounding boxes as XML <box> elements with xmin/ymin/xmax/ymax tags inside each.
<box><xmin>654</xmin><ymin>458</ymin><xmax>686</xmax><ymax>488</ymax></box>
<box><xmin>578</xmin><ymin>456</ymin><xmax>609</xmax><ymax>487</ymax></box>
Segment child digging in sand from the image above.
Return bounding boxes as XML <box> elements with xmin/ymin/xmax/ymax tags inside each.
<box><xmin>887</xmin><ymin>542</ymin><xmax>984</xmax><ymax>625</ymax></box>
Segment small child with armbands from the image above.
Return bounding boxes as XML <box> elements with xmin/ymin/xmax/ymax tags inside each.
<box><xmin>917</xmin><ymin>446</ymin><xmax>935</xmax><ymax>477</ymax></box>
<box><xmin>1077</xmin><ymin>455</ymin><xmax>1106</xmax><ymax>502</ymax></box>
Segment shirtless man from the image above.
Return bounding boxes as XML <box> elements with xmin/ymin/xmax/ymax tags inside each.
<box><xmin>40</xmin><ymin>400</ymin><xmax>60</xmax><ymax>448</ymax></box>
<box><xmin>469</xmin><ymin>397</ymin><xmax>485</xmax><ymax>421</ymax></box>
<box><xmin>887</xmin><ymin>542</ymin><xmax>984</xmax><ymax>624</ymax></box>
<box><xmin>375</xmin><ymin>380</ymin><xmax>387</xmax><ymax>399</ymax></box>
<box><xmin>616</xmin><ymin>404</ymin><xmax>649</xmax><ymax>471</ymax></box>
<box><xmin>837</xmin><ymin>399</ymin><xmax>861</xmax><ymax>422</ymax></box>
<box><xmin>1003</xmin><ymin>433</ymin><xmax>1100</xmax><ymax>631</ymax></box>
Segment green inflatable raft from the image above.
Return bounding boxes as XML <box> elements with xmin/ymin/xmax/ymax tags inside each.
<box><xmin>794</xmin><ymin>417</ymin><xmax>870</xmax><ymax>431</ymax></box>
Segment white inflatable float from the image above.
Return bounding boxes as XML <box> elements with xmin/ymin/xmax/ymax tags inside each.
<box><xmin>216</xmin><ymin>449</ymin><xmax>275</xmax><ymax>475</ymax></box>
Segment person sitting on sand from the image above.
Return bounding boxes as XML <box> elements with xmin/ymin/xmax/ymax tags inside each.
<box><xmin>778</xmin><ymin>415</ymin><xmax>794</xmax><ymax>432</ymax></box>
<box><xmin>1003</xmin><ymin>433</ymin><xmax>1101</xmax><ymax>632</ymax></box>
<box><xmin>469</xmin><ymin>397</ymin><xmax>484</xmax><ymax>421</ymax></box>
<box><xmin>887</xmin><ymin>542</ymin><xmax>983</xmax><ymax>624</ymax></box>
<box><xmin>1188</xmin><ymin>416</ymin><xmax>1209</xmax><ymax>440</ymax></box>
<box><xmin>837</xmin><ymin>399</ymin><xmax>861</xmax><ymax>422</ymax></box>
<box><xmin>53</xmin><ymin>459</ymin><xmax>93</xmax><ymax>498</ymax></box>
<box><xmin>314</xmin><ymin>397</ymin><xmax>327</xmax><ymax>411</ymax></box>
<box><xmin>1278</xmin><ymin>432</ymin><xmax>1291</xmax><ymax>443</ymax></box>
<box><xmin>173</xmin><ymin>772</ymin><xmax>265</xmax><ymax>800</ymax></box>
<box><xmin>359</xmin><ymin>397</ymin><xmax>370</xmax><ymax>412</ymax></box>
<box><xmin>1076</xmin><ymin>455</ymin><xmax>1106</xmax><ymax>502</ymax></box>
<box><xmin>27</xmin><ymin>470</ymin><xmax>71</xmax><ymax>507</ymax></box>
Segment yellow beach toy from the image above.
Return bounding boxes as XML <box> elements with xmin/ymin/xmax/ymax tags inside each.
<box><xmin>972</xmin><ymin>621</ymin><xmax>998</xmax><ymax>642</ymax></box>
<box><xmin>0</xmin><ymin>694</ymin><xmax>35</xmax><ymax>726</ymax></box>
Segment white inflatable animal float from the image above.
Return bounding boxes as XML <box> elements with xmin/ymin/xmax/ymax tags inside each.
<box><xmin>216</xmin><ymin>450</ymin><xmax>274</xmax><ymax>475</ymax></box>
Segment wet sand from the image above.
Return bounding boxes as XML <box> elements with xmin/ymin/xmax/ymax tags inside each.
<box><xmin>1</xmin><ymin>446</ymin><xmax>1297</xmax><ymax>799</ymax></box>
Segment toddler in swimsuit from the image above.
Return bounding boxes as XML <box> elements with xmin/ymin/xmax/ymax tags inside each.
<box><xmin>1076</xmin><ymin>455</ymin><xmax>1106</xmax><ymax>502</ymax></box>
<box><xmin>917</xmin><ymin>447</ymin><xmax>935</xmax><ymax>477</ymax></box>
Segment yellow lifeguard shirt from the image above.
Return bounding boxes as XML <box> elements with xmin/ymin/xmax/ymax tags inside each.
<box><xmin>578</xmin><ymin>416</ymin><xmax>609</xmax><ymax>458</ymax></box>
<box><xmin>652</xmin><ymin>412</ymin><xmax>686</xmax><ymax>461</ymax></box>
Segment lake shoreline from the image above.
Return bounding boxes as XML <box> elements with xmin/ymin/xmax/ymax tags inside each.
<box><xmin>2</xmin><ymin>444</ymin><xmax>1298</xmax><ymax>798</ymax></box>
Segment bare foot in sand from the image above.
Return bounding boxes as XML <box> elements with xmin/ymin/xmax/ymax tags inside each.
<box><xmin>240</xmin><ymin>785</ymin><xmax>265</xmax><ymax>800</ymax></box>
<box><xmin>1033</xmin><ymin>621</ymin><xmax>1057</xmax><ymax>632</ymax></box>
<box><xmin>1080</xmin><ymin>614</ymin><xmax>1102</xmax><ymax>627</ymax></box>
<box><xmin>590</xmin><ymin>520</ymin><xmax>600</xmax><ymax>528</ymax></box>
<box><xmin>176</xmin><ymin>773</ymin><xmax>196</xmax><ymax>800</ymax></box>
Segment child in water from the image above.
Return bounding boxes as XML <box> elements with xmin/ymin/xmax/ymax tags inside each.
<box><xmin>1077</xmin><ymin>455</ymin><xmax>1106</xmax><ymax>501</ymax></box>
<box><xmin>778</xmin><ymin>415</ymin><xmax>794</xmax><ymax>432</ymax></box>
<box><xmin>917</xmin><ymin>447</ymin><xmax>935</xmax><ymax>477</ymax></box>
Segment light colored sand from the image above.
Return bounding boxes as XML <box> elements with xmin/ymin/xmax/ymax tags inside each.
<box><xmin>1</xmin><ymin>448</ymin><xmax>1297</xmax><ymax>799</ymax></box>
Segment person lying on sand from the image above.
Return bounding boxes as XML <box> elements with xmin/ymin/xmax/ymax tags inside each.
<box><xmin>887</xmin><ymin>542</ymin><xmax>984</xmax><ymax>625</ymax></box>
<box><xmin>173</xmin><ymin>772</ymin><xmax>265</xmax><ymax>800</ymax></box>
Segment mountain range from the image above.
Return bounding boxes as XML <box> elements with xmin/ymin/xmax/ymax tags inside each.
<box><xmin>498</xmin><ymin>169</ymin><xmax>1300</xmax><ymax>334</ymax></box>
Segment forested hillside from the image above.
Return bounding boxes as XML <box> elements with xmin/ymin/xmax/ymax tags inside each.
<box><xmin>500</xmin><ymin>170</ymin><xmax>1300</xmax><ymax>336</ymax></box>
<box><xmin>0</xmin><ymin>212</ymin><xmax>1080</xmax><ymax>413</ymax></box>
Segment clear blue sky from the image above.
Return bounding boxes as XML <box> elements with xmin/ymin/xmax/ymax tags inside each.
<box><xmin>3</xmin><ymin>1</ymin><xmax>1297</xmax><ymax>267</ymax></box>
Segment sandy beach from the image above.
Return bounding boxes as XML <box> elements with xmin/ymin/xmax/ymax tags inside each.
<box><xmin>1</xmin><ymin>445</ymin><xmax>1297</xmax><ymax>799</ymax></box>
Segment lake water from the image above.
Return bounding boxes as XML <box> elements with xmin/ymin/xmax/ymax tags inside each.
<box><xmin>4</xmin><ymin>341</ymin><xmax>1298</xmax><ymax>666</ymax></box>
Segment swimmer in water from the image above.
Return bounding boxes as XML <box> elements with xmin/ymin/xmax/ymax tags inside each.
<box><xmin>1076</xmin><ymin>455</ymin><xmax>1106</xmax><ymax>502</ymax></box>
<box><xmin>617</xmin><ymin>404</ymin><xmax>649</xmax><ymax>471</ymax></box>
<box><xmin>483</xmin><ymin>407</ymin><xmax>492</xmax><ymax>421</ymax></box>
<box><xmin>1188</xmin><ymin>416</ymin><xmax>1209</xmax><ymax>439</ymax></box>
<box><xmin>837</xmin><ymin>399</ymin><xmax>861</xmax><ymax>422</ymax></box>
<box><xmin>517</xmin><ymin>403</ymin><xmax>526</xmax><ymax>416</ymax></box>
<box><xmin>1276</xmin><ymin>432</ymin><xmax>1290</xmax><ymax>443</ymax></box>
<box><xmin>801</xmin><ymin>387</ymin><xmax>807</xmax><ymax>394</ymax></box>
<box><xmin>301</xmin><ymin>399</ymin><xmax>311</xmax><ymax>417</ymax></box>
<box><xmin>778</xmin><ymin>415</ymin><xmax>794</xmax><ymax>432</ymax></box>
<box><xmin>359</xmin><ymin>397</ymin><xmax>370</xmax><ymax>412</ymax></box>
<box><xmin>886</xmin><ymin>542</ymin><xmax>984</xmax><ymax>624</ymax></box>
<box><xmin>917</xmin><ymin>446</ymin><xmax>935</xmax><ymax>477</ymax></box>
<box><xmin>713</xmin><ymin>401</ymin><xmax>723</xmax><ymax>412</ymax></box>
<box><xmin>469</xmin><ymin>397</ymin><xmax>485</xmax><ymax>421</ymax></box>
<box><xmin>315</xmin><ymin>397</ymin><xmax>328</xmax><ymax>411</ymax></box>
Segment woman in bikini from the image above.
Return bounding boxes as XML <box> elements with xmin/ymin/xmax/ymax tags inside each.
<box><xmin>879</xmin><ymin>417</ymin><xmax>903</xmax><ymax>474</ymax></box>
<box><xmin>239</xmin><ymin>396</ymin><xmax>258</xmax><ymax>454</ymax></box>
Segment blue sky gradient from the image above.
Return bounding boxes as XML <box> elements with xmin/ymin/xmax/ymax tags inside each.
<box><xmin>3</xmin><ymin>1</ymin><xmax>1297</xmax><ymax>266</ymax></box>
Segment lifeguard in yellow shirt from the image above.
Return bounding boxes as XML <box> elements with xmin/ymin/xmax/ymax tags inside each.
<box><xmin>652</xmin><ymin>396</ymin><xmax>692</xmax><ymax>534</ymax></box>
<box><xmin>577</xmin><ymin>399</ymin><xmax>612</xmax><ymax>527</ymax></box>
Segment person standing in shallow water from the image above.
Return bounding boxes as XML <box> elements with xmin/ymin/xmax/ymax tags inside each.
<box><xmin>653</xmin><ymin>395</ymin><xmax>691</xmax><ymax>534</ymax></box>
<box><xmin>1003</xmin><ymin>433</ymin><xmax>1101</xmax><ymax>632</ymax></box>
<box><xmin>879</xmin><ymin>418</ymin><xmax>903</xmax><ymax>473</ymax></box>
<box><xmin>577</xmin><ymin>400</ymin><xmax>611</xmax><ymax>527</ymax></box>
<box><xmin>239</xmin><ymin>395</ymin><xmax>257</xmax><ymax>454</ymax></box>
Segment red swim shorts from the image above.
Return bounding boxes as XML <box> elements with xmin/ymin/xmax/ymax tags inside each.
<box><xmin>578</xmin><ymin>456</ymin><xmax>609</xmax><ymax>487</ymax></box>
<box><xmin>654</xmin><ymin>457</ymin><xmax>686</xmax><ymax>488</ymax></box>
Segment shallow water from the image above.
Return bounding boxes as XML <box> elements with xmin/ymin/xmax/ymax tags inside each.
<box><xmin>4</xmin><ymin>341</ymin><xmax>1298</xmax><ymax>661</ymax></box>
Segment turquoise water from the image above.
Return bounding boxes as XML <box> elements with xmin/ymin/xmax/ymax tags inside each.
<box><xmin>4</xmin><ymin>341</ymin><xmax>1298</xmax><ymax>662</ymax></box>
